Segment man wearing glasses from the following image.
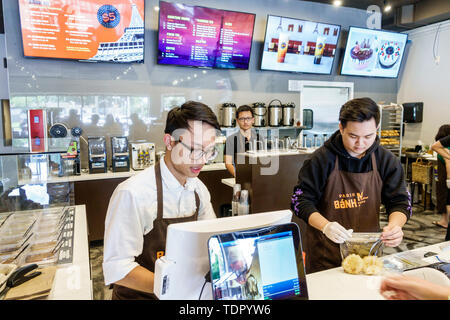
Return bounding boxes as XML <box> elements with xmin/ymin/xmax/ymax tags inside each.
<box><xmin>224</xmin><ymin>105</ymin><xmax>258</xmax><ymax>177</ymax></box>
<box><xmin>103</xmin><ymin>101</ymin><xmax>221</xmax><ymax>299</ymax></box>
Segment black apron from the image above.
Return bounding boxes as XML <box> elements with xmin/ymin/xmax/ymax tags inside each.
<box><xmin>305</xmin><ymin>153</ymin><xmax>383</xmax><ymax>273</ymax></box>
<box><xmin>112</xmin><ymin>161</ymin><xmax>200</xmax><ymax>299</ymax></box>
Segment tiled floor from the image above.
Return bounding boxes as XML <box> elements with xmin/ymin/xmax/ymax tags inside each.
<box><xmin>88</xmin><ymin>205</ymin><xmax>448</xmax><ymax>300</ymax></box>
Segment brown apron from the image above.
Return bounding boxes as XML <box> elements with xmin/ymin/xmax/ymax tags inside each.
<box><xmin>112</xmin><ymin>161</ymin><xmax>200</xmax><ymax>299</ymax></box>
<box><xmin>305</xmin><ymin>153</ymin><xmax>382</xmax><ymax>273</ymax></box>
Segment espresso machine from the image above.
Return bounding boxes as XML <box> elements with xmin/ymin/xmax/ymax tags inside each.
<box><xmin>111</xmin><ymin>136</ymin><xmax>130</xmax><ymax>172</ymax></box>
<box><xmin>130</xmin><ymin>141</ymin><xmax>155</xmax><ymax>170</ymax></box>
<box><xmin>88</xmin><ymin>137</ymin><xmax>107</xmax><ymax>174</ymax></box>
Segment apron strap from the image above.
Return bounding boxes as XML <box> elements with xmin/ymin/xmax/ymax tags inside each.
<box><xmin>155</xmin><ymin>161</ymin><xmax>164</xmax><ymax>220</ymax></box>
<box><xmin>371</xmin><ymin>152</ymin><xmax>378</xmax><ymax>174</ymax></box>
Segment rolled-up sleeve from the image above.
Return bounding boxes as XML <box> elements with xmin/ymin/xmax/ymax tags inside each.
<box><xmin>102</xmin><ymin>187</ymin><xmax>156</xmax><ymax>285</ymax></box>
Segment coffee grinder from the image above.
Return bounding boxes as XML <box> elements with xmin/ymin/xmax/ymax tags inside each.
<box><xmin>88</xmin><ymin>136</ymin><xmax>107</xmax><ymax>174</ymax></box>
<box><xmin>111</xmin><ymin>136</ymin><xmax>130</xmax><ymax>172</ymax></box>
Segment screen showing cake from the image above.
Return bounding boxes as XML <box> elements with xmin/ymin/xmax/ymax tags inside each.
<box><xmin>18</xmin><ymin>0</ymin><xmax>145</xmax><ymax>63</ymax></box>
<box><xmin>158</xmin><ymin>1</ymin><xmax>255</xmax><ymax>69</ymax></box>
<box><xmin>260</xmin><ymin>15</ymin><xmax>341</xmax><ymax>74</ymax></box>
<box><xmin>340</xmin><ymin>27</ymin><xmax>408</xmax><ymax>78</ymax></box>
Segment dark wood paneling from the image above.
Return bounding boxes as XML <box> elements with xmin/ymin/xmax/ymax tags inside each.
<box><xmin>74</xmin><ymin>178</ymin><xmax>127</xmax><ymax>242</ymax></box>
<box><xmin>198</xmin><ymin>169</ymin><xmax>233</xmax><ymax>217</ymax></box>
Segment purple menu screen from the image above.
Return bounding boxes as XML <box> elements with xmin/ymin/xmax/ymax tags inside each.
<box><xmin>158</xmin><ymin>1</ymin><xmax>255</xmax><ymax>69</ymax></box>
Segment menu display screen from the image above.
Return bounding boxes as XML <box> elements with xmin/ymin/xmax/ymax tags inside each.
<box><xmin>260</xmin><ymin>15</ymin><xmax>341</xmax><ymax>74</ymax></box>
<box><xmin>340</xmin><ymin>27</ymin><xmax>408</xmax><ymax>78</ymax></box>
<box><xmin>158</xmin><ymin>1</ymin><xmax>255</xmax><ymax>69</ymax></box>
<box><xmin>18</xmin><ymin>0</ymin><xmax>145</xmax><ymax>63</ymax></box>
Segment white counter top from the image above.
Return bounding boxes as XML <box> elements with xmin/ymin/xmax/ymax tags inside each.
<box><xmin>48</xmin><ymin>205</ymin><xmax>92</xmax><ymax>300</ymax></box>
<box><xmin>306</xmin><ymin>241</ymin><xmax>450</xmax><ymax>300</ymax></box>
<box><xmin>19</xmin><ymin>163</ymin><xmax>226</xmax><ymax>185</ymax></box>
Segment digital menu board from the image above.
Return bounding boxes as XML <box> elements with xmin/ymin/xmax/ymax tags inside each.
<box><xmin>158</xmin><ymin>1</ymin><xmax>255</xmax><ymax>69</ymax></box>
<box><xmin>260</xmin><ymin>15</ymin><xmax>341</xmax><ymax>74</ymax></box>
<box><xmin>340</xmin><ymin>27</ymin><xmax>408</xmax><ymax>78</ymax></box>
<box><xmin>18</xmin><ymin>0</ymin><xmax>145</xmax><ymax>63</ymax></box>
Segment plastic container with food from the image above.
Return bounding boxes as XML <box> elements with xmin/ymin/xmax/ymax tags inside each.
<box><xmin>0</xmin><ymin>240</ymin><xmax>23</xmax><ymax>254</ymax></box>
<box><xmin>340</xmin><ymin>232</ymin><xmax>383</xmax><ymax>260</ymax></box>
<box><xmin>24</xmin><ymin>243</ymin><xmax>61</xmax><ymax>266</ymax></box>
<box><xmin>0</xmin><ymin>263</ymin><xmax>17</xmax><ymax>293</ymax></box>
<box><xmin>0</xmin><ymin>251</ymin><xmax>17</xmax><ymax>264</ymax></box>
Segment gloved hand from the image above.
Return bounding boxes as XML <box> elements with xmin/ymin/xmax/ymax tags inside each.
<box><xmin>322</xmin><ymin>221</ymin><xmax>353</xmax><ymax>244</ymax></box>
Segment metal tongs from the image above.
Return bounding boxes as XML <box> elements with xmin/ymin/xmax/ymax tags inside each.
<box><xmin>369</xmin><ymin>237</ymin><xmax>383</xmax><ymax>256</ymax></box>
<box><xmin>0</xmin><ymin>264</ymin><xmax>41</xmax><ymax>299</ymax></box>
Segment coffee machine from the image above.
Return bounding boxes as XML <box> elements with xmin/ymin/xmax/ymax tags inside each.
<box><xmin>130</xmin><ymin>142</ymin><xmax>155</xmax><ymax>170</ymax></box>
<box><xmin>111</xmin><ymin>136</ymin><xmax>130</xmax><ymax>172</ymax></box>
<box><xmin>88</xmin><ymin>137</ymin><xmax>107</xmax><ymax>174</ymax></box>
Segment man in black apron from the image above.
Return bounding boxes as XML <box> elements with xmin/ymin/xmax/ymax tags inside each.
<box><xmin>103</xmin><ymin>101</ymin><xmax>221</xmax><ymax>299</ymax></box>
<box><xmin>291</xmin><ymin>98</ymin><xmax>411</xmax><ymax>273</ymax></box>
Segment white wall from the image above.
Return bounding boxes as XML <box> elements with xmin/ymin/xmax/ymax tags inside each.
<box><xmin>397</xmin><ymin>19</ymin><xmax>450</xmax><ymax>147</ymax></box>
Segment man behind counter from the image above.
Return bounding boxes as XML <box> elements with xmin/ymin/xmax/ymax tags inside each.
<box><xmin>103</xmin><ymin>101</ymin><xmax>220</xmax><ymax>299</ymax></box>
<box><xmin>291</xmin><ymin>97</ymin><xmax>411</xmax><ymax>273</ymax></box>
<box><xmin>224</xmin><ymin>105</ymin><xmax>259</xmax><ymax>177</ymax></box>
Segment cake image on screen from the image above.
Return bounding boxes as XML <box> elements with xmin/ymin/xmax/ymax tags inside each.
<box><xmin>340</xmin><ymin>27</ymin><xmax>408</xmax><ymax>78</ymax></box>
<box><xmin>378</xmin><ymin>41</ymin><xmax>402</xmax><ymax>69</ymax></box>
<box><xmin>349</xmin><ymin>39</ymin><xmax>373</xmax><ymax>70</ymax></box>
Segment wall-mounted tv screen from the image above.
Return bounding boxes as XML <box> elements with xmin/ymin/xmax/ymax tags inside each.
<box><xmin>18</xmin><ymin>0</ymin><xmax>145</xmax><ymax>63</ymax></box>
<box><xmin>260</xmin><ymin>15</ymin><xmax>341</xmax><ymax>74</ymax></box>
<box><xmin>340</xmin><ymin>27</ymin><xmax>408</xmax><ymax>78</ymax></box>
<box><xmin>158</xmin><ymin>1</ymin><xmax>255</xmax><ymax>69</ymax></box>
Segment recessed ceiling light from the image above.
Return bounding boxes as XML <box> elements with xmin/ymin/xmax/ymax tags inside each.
<box><xmin>333</xmin><ymin>0</ymin><xmax>342</xmax><ymax>6</ymax></box>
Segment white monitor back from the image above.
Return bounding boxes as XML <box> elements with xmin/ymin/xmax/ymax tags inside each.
<box><xmin>154</xmin><ymin>210</ymin><xmax>292</xmax><ymax>300</ymax></box>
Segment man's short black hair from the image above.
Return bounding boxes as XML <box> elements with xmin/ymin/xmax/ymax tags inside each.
<box><xmin>339</xmin><ymin>97</ymin><xmax>380</xmax><ymax>128</ymax></box>
<box><xmin>164</xmin><ymin>100</ymin><xmax>220</xmax><ymax>134</ymax></box>
<box><xmin>236</xmin><ymin>105</ymin><xmax>254</xmax><ymax>119</ymax></box>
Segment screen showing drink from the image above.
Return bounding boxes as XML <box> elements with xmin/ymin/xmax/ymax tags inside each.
<box><xmin>260</xmin><ymin>15</ymin><xmax>341</xmax><ymax>74</ymax></box>
<box><xmin>18</xmin><ymin>0</ymin><xmax>145</xmax><ymax>63</ymax></box>
<box><xmin>340</xmin><ymin>27</ymin><xmax>408</xmax><ymax>78</ymax></box>
<box><xmin>158</xmin><ymin>1</ymin><xmax>255</xmax><ymax>69</ymax></box>
<box><xmin>208</xmin><ymin>227</ymin><xmax>307</xmax><ymax>300</ymax></box>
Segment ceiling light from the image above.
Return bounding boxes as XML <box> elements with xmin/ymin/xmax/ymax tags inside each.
<box><xmin>384</xmin><ymin>4</ymin><xmax>392</xmax><ymax>12</ymax></box>
<box><xmin>333</xmin><ymin>0</ymin><xmax>342</xmax><ymax>6</ymax></box>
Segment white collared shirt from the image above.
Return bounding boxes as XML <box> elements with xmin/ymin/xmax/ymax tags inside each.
<box><xmin>102</xmin><ymin>156</ymin><xmax>216</xmax><ymax>285</ymax></box>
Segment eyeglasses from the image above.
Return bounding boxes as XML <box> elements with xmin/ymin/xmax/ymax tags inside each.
<box><xmin>175</xmin><ymin>140</ymin><xmax>218</xmax><ymax>161</ymax></box>
<box><xmin>238</xmin><ymin>117</ymin><xmax>254</xmax><ymax>122</ymax></box>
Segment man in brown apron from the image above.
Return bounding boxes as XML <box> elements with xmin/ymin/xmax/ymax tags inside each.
<box><xmin>291</xmin><ymin>98</ymin><xmax>411</xmax><ymax>273</ymax></box>
<box><xmin>103</xmin><ymin>101</ymin><xmax>221</xmax><ymax>299</ymax></box>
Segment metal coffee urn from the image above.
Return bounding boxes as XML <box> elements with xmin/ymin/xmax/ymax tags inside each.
<box><xmin>252</xmin><ymin>102</ymin><xmax>267</xmax><ymax>127</ymax></box>
<box><xmin>282</xmin><ymin>102</ymin><xmax>295</xmax><ymax>126</ymax></box>
<box><xmin>220</xmin><ymin>103</ymin><xmax>236</xmax><ymax>127</ymax></box>
<box><xmin>268</xmin><ymin>99</ymin><xmax>283</xmax><ymax>127</ymax></box>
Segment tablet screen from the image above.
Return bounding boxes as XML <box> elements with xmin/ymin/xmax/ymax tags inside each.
<box><xmin>208</xmin><ymin>223</ymin><xmax>308</xmax><ymax>300</ymax></box>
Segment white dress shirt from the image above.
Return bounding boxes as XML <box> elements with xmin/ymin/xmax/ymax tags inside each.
<box><xmin>103</xmin><ymin>156</ymin><xmax>216</xmax><ymax>285</ymax></box>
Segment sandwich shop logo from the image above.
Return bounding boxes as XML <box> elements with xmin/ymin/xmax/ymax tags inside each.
<box><xmin>334</xmin><ymin>192</ymin><xmax>369</xmax><ymax>209</ymax></box>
